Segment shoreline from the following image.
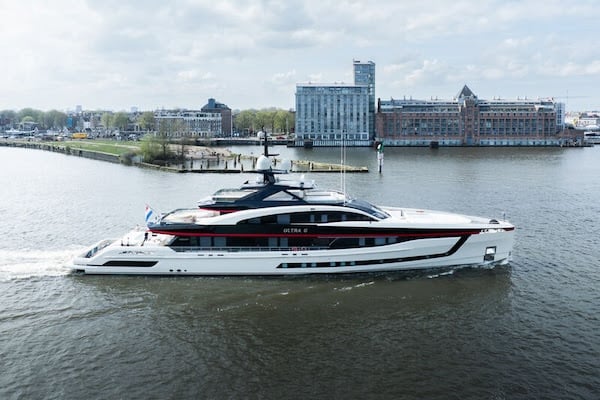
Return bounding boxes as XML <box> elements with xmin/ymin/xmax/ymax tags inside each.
<box><xmin>0</xmin><ymin>139</ymin><xmax>369</xmax><ymax>173</ymax></box>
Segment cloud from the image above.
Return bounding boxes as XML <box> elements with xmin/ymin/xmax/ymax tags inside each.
<box><xmin>0</xmin><ymin>0</ymin><xmax>599</xmax><ymax>111</ymax></box>
<box><xmin>270</xmin><ymin>70</ymin><xmax>297</xmax><ymax>85</ymax></box>
<box><xmin>176</xmin><ymin>70</ymin><xmax>215</xmax><ymax>82</ymax></box>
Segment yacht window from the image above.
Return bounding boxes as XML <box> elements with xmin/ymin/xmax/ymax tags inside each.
<box><xmin>200</xmin><ymin>237</ymin><xmax>211</xmax><ymax>247</ymax></box>
<box><xmin>347</xmin><ymin>199</ymin><xmax>390</xmax><ymax>219</ymax></box>
<box><xmin>290</xmin><ymin>212</ymin><xmax>315</xmax><ymax>223</ymax></box>
<box><xmin>261</xmin><ymin>215</ymin><xmax>277</xmax><ymax>224</ymax></box>
<box><xmin>330</xmin><ymin>238</ymin><xmax>359</xmax><ymax>249</ymax></box>
<box><xmin>264</xmin><ymin>191</ymin><xmax>299</xmax><ymax>201</ymax></box>
<box><xmin>212</xmin><ymin>188</ymin><xmax>257</xmax><ymax>203</ymax></box>
<box><xmin>238</xmin><ymin>215</ymin><xmax>284</xmax><ymax>225</ymax></box>
<box><xmin>171</xmin><ymin>237</ymin><xmax>191</xmax><ymax>246</ymax></box>
<box><xmin>325</xmin><ymin>212</ymin><xmax>346</xmax><ymax>222</ymax></box>
<box><xmin>214</xmin><ymin>237</ymin><xmax>226</xmax><ymax>247</ymax></box>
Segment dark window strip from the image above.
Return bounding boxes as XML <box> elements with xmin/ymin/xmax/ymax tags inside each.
<box><xmin>276</xmin><ymin>235</ymin><xmax>469</xmax><ymax>269</ymax></box>
<box><xmin>102</xmin><ymin>260</ymin><xmax>158</xmax><ymax>267</ymax></box>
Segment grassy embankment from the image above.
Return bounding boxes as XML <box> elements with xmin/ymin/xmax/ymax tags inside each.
<box><xmin>62</xmin><ymin>139</ymin><xmax>141</xmax><ymax>156</ymax></box>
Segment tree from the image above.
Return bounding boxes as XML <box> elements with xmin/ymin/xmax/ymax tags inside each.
<box><xmin>233</xmin><ymin>108</ymin><xmax>294</xmax><ymax>135</ymax></box>
<box><xmin>274</xmin><ymin>110</ymin><xmax>293</xmax><ymax>134</ymax></box>
<box><xmin>138</xmin><ymin>111</ymin><xmax>155</xmax><ymax>132</ymax></box>
<box><xmin>0</xmin><ymin>110</ymin><xmax>17</xmax><ymax>127</ymax></box>
<box><xmin>139</xmin><ymin>118</ymin><xmax>178</xmax><ymax>164</ymax></box>
<box><xmin>18</xmin><ymin>108</ymin><xmax>43</xmax><ymax>125</ymax></box>
<box><xmin>113</xmin><ymin>112</ymin><xmax>129</xmax><ymax>131</ymax></box>
<box><xmin>43</xmin><ymin>110</ymin><xmax>67</xmax><ymax>130</ymax></box>
<box><xmin>255</xmin><ymin>110</ymin><xmax>271</xmax><ymax>133</ymax></box>
<box><xmin>101</xmin><ymin>112</ymin><xmax>113</xmax><ymax>132</ymax></box>
<box><xmin>233</xmin><ymin>110</ymin><xmax>256</xmax><ymax>135</ymax></box>
<box><xmin>152</xmin><ymin>118</ymin><xmax>181</xmax><ymax>161</ymax></box>
<box><xmin>177</xmin><ymin>136</ymin><xmax>194</xmax><ymax>165</ymax></box>
<box><xmin>287</xmin><ymin>111</ymin><xmax>295</xmax><ymax>134</ymax></box>
<box><xmin>139</xmin><ymin>134</ymin><xmax>163</xmax><ymax>163</ymax></box>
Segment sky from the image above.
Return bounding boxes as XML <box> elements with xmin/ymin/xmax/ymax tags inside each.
<box><xmin>1</xmin><ymin>0</ymin><xmax>598</xmax><ymax>113</ymax></box>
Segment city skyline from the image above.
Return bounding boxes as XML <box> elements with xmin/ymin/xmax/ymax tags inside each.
<box><xmin>1</xmin><ymin>0</ymin><xmax>599</xmax><ymax>113</ymax></box>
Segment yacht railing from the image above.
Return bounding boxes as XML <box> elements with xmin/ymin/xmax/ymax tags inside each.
<box><xmin>170</xmin><ymin>246</ymin><xmax>328</xmax><ymax>253</ymax></box>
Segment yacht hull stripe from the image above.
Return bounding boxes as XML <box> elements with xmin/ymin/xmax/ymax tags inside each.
<box><xmin>276</xmin><ymin>235</ymin><xmax>470</xmax><ymax>269</ymax></box>
<box><xmin>148</xmin><ymin>230</ymin><xmax>481</xmax><ymax>238</ymax></box>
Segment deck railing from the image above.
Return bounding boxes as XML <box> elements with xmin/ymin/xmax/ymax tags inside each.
<box><xmin>169</xmin><ymin>246</ymin><xmax>327</xmax><ymax>253</ymax></box>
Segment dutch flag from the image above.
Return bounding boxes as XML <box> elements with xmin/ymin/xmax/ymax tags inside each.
<box><xmin>145</xmin><ymin>205</ymin><xmax>156</xmax><ymax>225</ymax></box>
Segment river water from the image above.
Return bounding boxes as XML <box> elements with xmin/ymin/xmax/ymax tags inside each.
<box><xmin>1</xmin><ymin>144</ymin><xmax>599</xmax><ymax>399</ymax></box>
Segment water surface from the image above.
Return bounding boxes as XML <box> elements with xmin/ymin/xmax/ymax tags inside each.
<box><xmin>1</xmin><ymin>145</ymin><xmax>599</xmax><ymax>399</ymax></box>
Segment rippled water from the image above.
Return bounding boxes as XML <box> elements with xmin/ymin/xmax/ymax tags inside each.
<box><xmin>1</xmin><ymin>145</ymin><xmax>599</xmax><ymax>399</ymax></box>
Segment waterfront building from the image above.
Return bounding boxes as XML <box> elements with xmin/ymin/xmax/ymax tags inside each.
<box><xmin>154</xmin><ymin>109</ymin><xmax>222</xmax><ymax>138</ymax></box>
<box><xmin>353</xmin><ymin>60</ymin><xmax>376</xmax><ymax>139</ymax></box>
<box><xmin>295</xmin><ymin>83</ymin><xmax>370</xmax><ymax>146</ymax></box>
<box><xmin>201</xmin><ymin>98</ymin><xmax>232</xmax><ymax>137</ymax></box>
<box><xmin>153</xmin><ymin>98</ymin><xmax>231</xmax><ymax>138</ymax></box>
<box><xmin>294</xmin><ymin>60</ymin><xmax>375</xmax><ymax>146</ymax></box>
<box><xmin>376</xmin><ymin>85</ymin><xmax>579</xmax><ymax>146</ymax></box>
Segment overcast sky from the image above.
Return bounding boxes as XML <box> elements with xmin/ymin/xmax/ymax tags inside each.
<box><xmin>1</xmin><ymin>0</ymin><xmax>598</xmax><ymax>113</ymax></box>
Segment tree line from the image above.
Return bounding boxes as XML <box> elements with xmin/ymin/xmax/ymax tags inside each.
<box><xmin>0</xmin><ymin>109</ymin><xmax>68</xmax><ymax>130</ymax></box>
<box><xmin>1</xmin><ymin>107</ymin><xmax>295</xmax><ymax>134</ymax></box>
<box><xmin>233</xmin><ymin>108</ymin><xmax>295</xmax><ymax>135</ymax></box>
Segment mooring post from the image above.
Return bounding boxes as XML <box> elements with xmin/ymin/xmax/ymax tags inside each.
<box><xmin>377</xmin><ymin>142</ymin><xmax>384</xmax><ymax>173</ymax></box>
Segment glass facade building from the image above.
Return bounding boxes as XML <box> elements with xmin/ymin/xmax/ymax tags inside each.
<box><xmin>353</xmin><ymin>60</ymin><xmax>376</xmax><ymax>139</ymax></box>
<box><xmin>295</xmin><ymin>84</ymin><xmax>370</xmax><ymax>145</ymax></box>
<box><xmin>294</xmin><ymin>61</ymin><xmax>375</xmax><ymax>146</ymax></box>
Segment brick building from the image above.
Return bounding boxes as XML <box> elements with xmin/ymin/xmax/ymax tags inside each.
<box><xmin>376</xmin><ymin>85</ymin><xmax>579</xmax><ymax>146</ymax></box>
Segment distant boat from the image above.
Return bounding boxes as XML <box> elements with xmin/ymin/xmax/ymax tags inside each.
<box><xmin>5</xmin><ymin>128</ymin><xmax>37</xmax><ymax>137</ymax></box>
<box><xmin>584</xmin><ymin>131</ymin><xmax>600</xmax><ymax>145</ymax></box>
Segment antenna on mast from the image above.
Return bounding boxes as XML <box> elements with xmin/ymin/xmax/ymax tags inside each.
<box><xmin>340</xmin><ymin>122</ymin><xmax>348</xmax><ymax>205</ymax></box>
<box><xmin>262</xmin><ymin>128</ymin><xmax>278</xmax><ymax>157</ymax></box>
<box><xmin>257</xmin><ymin>128</ymin><xmax>280</xmax><ymax>184</ymax></box>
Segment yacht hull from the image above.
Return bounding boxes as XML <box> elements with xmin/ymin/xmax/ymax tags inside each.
<box><xmin>72</xmin><ymin>229</ymin><xmax>514</xmax><ymax>276</ymax></box>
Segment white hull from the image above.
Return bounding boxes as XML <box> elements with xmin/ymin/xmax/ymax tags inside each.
<box><xmin>72</xmin><ymin>228</ymin><xmax>514</xmax><ymax>276</ymax></box>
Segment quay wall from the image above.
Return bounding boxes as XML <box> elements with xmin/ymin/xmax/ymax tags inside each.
<box><xmin>0</xmin><ymin>140</ymin><xmax>121</xmax><ymax>163</ymax></box>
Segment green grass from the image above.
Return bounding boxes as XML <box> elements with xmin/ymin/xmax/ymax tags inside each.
<box><xmin>63</xmin><ymin>140</ymin><xmax>141</xmax><ymax>156</ymax></box>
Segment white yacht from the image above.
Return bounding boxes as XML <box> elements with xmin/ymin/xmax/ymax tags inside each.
<box><xmin>71</xmin><ymin>142</ymin><xmax>515</xmax><ymax>276</ymax></box>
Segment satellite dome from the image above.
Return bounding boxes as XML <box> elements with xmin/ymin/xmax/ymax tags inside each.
<box><xmin>280</xmin><ymin>159</ymin><xmax>292</xmax><ymax>172</ymax></box>
<box><xmin>256</xmin><ymin>155</ymin><xmax>272</xmax><ymax>170</ymax></box>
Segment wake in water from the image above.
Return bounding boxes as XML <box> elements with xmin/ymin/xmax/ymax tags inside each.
<box><xmin>0</xmin><ymin>248</ymin><xmax>83</xmax><ymax>281</ymax></box>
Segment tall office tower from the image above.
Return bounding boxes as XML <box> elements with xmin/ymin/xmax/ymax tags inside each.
<box><xmin>295</xmin><ymin>83</ymin><xmax>370</xmax><ymax>144</ymax></box>
<box><xmin>353</xmin><ymin>60</ymin><xmax>375</xmax><ymax>139</ymax></box>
